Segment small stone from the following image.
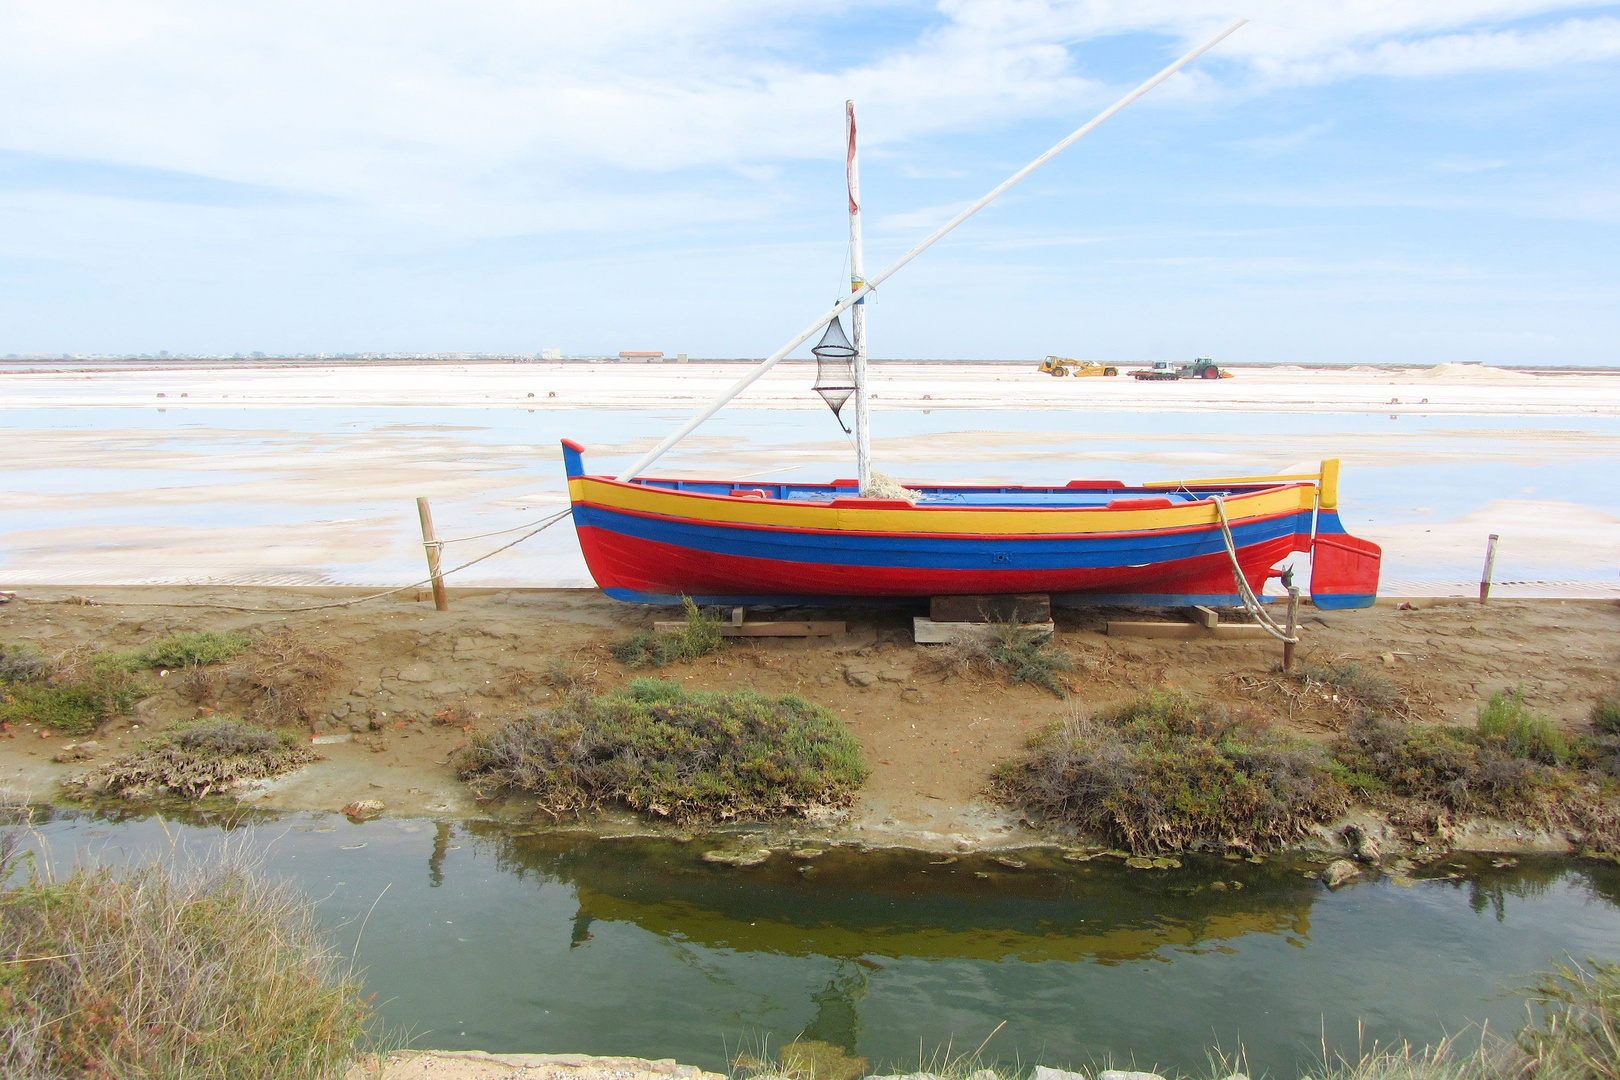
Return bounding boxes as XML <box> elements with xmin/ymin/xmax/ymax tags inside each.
<box><xmin>993</xmin><ymin>857</ymin><xmax>1027</xmax><ymax>870</ymax></box>
<box><xmin>701</xmin><ymin>849</ymin><xmax>771</xmax><ymax>867</ymax></box>
<box><xmin>788</xmin><ymin>848</ymin><xmax>825</xmax><ymax>860</ymax></box>
<box><xmin>348</xmin><ymin>717</ymin><xmax>371</xmax><ymax>733</ymax></box>
<box><xmin>1210</xmin><ymin>881</ymin><xmax>1229</xmax><ymax>891</ymax></box>
<box><xmin>1125</xmin><ymin>856</ymin><xmax>1156</xmax><ymax>869</ymax></box>
<box><xmin>1492</xmin><ymin>857</ymin><xmax>1519</xmax><ymax>869</ymax></box>
<box><xmin>1322</xmin><ymin>859</ymin><xmax>1359</xmax><ymax>888</ymax></box>
<box><xmin>341</xmin><ymin>799</ymin><xmax>385</xmax><ymax>819</ymax></box>
<box><xmin>901</xmin><ymin>689</ymin><xmax>925</xmax><ymax>704</ymax></box>
<box><xmin>844</xmin><ymin>669</ymin><xmax>878</xmax><ymax>688</ymax></box>
<box><xmin>1151</xmin><ymin>856</ymin><xmax>1182</xmax><ymax>869</ymax></box>
<box><xmin>1034</xmin><ymin>1067</ymin><xmax>1087</xmax><ymax>1080</ymax></box>
<box><xmin>312</xmin><ymin>733</ymin><xmax>351</xmax><ymax>745</ymax></box>
<box><xmin>1099</xmin><ymin>1071</ymin><xmax>1167</xmax><ymax>1080</ymax></box>
<box><xmin>1380</xmin><ymin>652</ymin><xmax>1396</xmax><ymax>665</ymax></box>
<box><xmin>52</xmin><ymin>740</ymin><xmax>100</xmax><ymax>763</ymax></box>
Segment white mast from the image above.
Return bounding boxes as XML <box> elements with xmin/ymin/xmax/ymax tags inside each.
<box><xmin>614</xmin><ymin>19</ymin><xmax>1245</xmax><ymax>483</ymax></box>
<box><xmin>846</xmin><ymin>99</ymin><xmax>871</xmax><ymax>495</ymax></box>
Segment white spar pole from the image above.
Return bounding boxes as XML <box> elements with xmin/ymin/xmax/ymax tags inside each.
<box><xmin>615</xmin><ymin>19</ymin><xmax>1246</xmax><ymax>483</ymax></box>
<box><xmin>847</xmin><ymin>99</ymin><xmax>872</xmax><ymax>495</ymax></box>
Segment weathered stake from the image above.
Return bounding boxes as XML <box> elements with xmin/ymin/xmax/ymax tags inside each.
<box><xmin>416</xmin><ymin>497</ymin><xmax>449</xmax><ymax>611</ymax></box>
<box><xmin>1283</xmin><ymin>585</ymin><xmax>1300</xmax><ymax>671</ymax></box>
<box><xmin>1479</xmin><ymin>533</ymin><xmax>1499</xmax><ymax>604</ymax></box>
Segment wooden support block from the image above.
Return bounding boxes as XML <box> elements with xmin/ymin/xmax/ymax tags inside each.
<box><xmin>1106</xmin><ymin>620</ymin><xmax>1299</xmax><ymax>641</ymax></box>
<box><xmin>730</xmin><ymin>606</ymin><xmax>745</xmax><ymax>626</ymax></box>
<box><xmin>1182</xmin><ymin>605</ymin><xmax>1220</xmax><ymax>629</ymax></box>
<box><xmin>655</xmin><ymin>620</ymin><xmax>844</xmax><ymax>638</ymax></box>
<box><xmin>914</xmin><ymin>617</ymin><xmax>1054</xmax><ymax>644</ymax></box>
<box><xmin>929</xmin><ymin>593</ymin><xmax>1051</xmax><ymax>624</ymax></box>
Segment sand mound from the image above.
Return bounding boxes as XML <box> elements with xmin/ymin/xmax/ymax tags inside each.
<box><xmin>1419</xmin><ymin>363</ymin><xmax>1536</xmax><ymax>382</ymax></box>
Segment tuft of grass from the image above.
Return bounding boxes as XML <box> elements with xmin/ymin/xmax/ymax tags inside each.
<box><xmin>63</xmin><ymin>716</ymin><xmax>319</xmax><ymax>799</ymax></box>
<box><xmin>1591</xmin><ymin>696</ymin><xmax>1620</xmax><ymax>737</ymax></box>
<box><xmin>126</xmin><ymin>629</ymin><xmax>251</xmax><ymax>669</ymax></box>
<box><xmin>920</xmin><ymin>620</ymin><xmax>1074</xmax><ymax>698</ymax></box>
<box><xmin>1477</xmin><ymin>686</ymin><xmax>1572</xmax><ymax>765</ymax></box>
<box><xmin>1291</xmin><ymin>659</ymin><xmax>1404</xmax><ymax>713</ymax></box>
<box><xmin>611</xmin><ymin>597</ymin><xmax>725</xmax><ymax>669</ymax></box>
<box><xmin>454</xmin><ymin>678</ymin><xmax>868</xmax><ymax>823</ymax></box>
<box><xmin>990</xmin><ymin>691</ymin><xmax>1347</xmax><ymax>855</ymax></box>
<box><xmin>734</xmin><ymin>1040</ymin><xmax>870</xmax><ymax>1080</ymax></box>
<box><xmin>0</xmin><ymin>833</ymin><xmax>373</xmax><ymax>1079</ymax></box>
<box><xmin>0</xmin><ymin>649</ymin><xmax>148</xmax><ymax>735</ymax></box>
<box><xmin>0</xmin><ymin>645</ymin><xmax>48</xmax><ymax>685</ymax></box>
<box><xmin>1519</xmin><ymin>959</ymin><xmax>1620</xmax><ymax>1080</ymax></box>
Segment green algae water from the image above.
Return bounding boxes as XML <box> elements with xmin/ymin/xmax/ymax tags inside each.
<box><xmin>27</xmin><ymin>810</ymin><xmax>1620</xmax><ymax>1077</ymax></box>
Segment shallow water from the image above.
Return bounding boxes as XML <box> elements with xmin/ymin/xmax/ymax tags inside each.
<box><xmin>25</xmin><ymin>810</ymin><xmax>1620</xmax><ymax>1077</ymax></box>
<box><xmin>1</xmin><ymin>406</ymin><xmax>1616</xmax><ymax>593</ymax></box>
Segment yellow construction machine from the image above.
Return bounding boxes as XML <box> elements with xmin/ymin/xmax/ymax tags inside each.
<box><xmin>1038</xmin><ymin>356</ymin><xmax>1119</xmax><ymax>377</ymax></box>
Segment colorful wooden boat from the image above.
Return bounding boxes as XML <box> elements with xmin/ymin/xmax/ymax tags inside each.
<box><xmin>562</xmin><ymin>440</ymin><xmax>1381</xmax><ymax>609</ymax></box>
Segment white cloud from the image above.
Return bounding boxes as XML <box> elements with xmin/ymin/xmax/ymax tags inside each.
<box><xmin>0</xmin><ymin>0</ymin><xmax>1615</xmax><ymax>242</ymax></box>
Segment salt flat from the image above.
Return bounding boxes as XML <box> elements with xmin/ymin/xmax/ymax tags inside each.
<box><xmin>1</xmin><ymin>362</ymin><xmax>1616</xmax><ymax>597</ymax></box>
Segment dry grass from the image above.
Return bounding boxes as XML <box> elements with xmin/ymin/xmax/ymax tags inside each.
<box><xmin>0</xmin><ymin>820</ymin><xmax>373</xmax><ymax>1079</ymax></box>
<box><xmin>611</xmin><ymin>598</ymin><xmax>725</xmax><ymax>669</ymax></box>
<box><xmin>240</xmin><ymin>628</ymin><xmax>343</xmax><ymax>727</ymax></box>
<box><xmin>62</xmin><ymin>716</ymin><xmax>320</xmax><ymax>799</ymax></box>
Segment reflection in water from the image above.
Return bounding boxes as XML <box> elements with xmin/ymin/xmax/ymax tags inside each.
<box><xmin>470</xmin><ymin>827</ymin><xmax>1319</xmax><ymax>966</ymax></box>
<box><xmin>23</xmin><ymin>810</ymin><xmax>1620</xmax><ymax>1080</ymax></box>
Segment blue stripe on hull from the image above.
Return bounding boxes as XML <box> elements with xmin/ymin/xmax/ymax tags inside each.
<box><xmin>573</xmin><ymin>504</ymin><xmax>1312</xmax><ymax>572</ymax></box>
<box><xmin>600</xmin><ymin>587</ymin><xmax>1282</xmax><ymax>608</ymax></box>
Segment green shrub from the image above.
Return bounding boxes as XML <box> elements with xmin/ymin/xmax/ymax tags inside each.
<box><xmin>1331</xmin><ymin>712</ymin><xmax>1556</xmax><ymax>817</ymax></box>
<box><xmin>1591</xmin><ymin>696</ymin><xmax>1620</xmax><ymax>737</ymax></box>
<box><xmin>127</xmin><ymin>629</ymin><xmax>251</xmax><ymax>669</ymax></box>
<box><xmin>454</xmin><ymin>678</ymin><xmax>868</xmax><ymax>822</ymax></box>
<box><xmin>990</xmin><ymin>691</ymin><xmax>1347</xmax><ymax>854</ymax></box>
<box><xmin>611</xmin><ymin>598</ymin><xmax>725</xmax><ymax>669</ymax></box>
<box><xmin>1477</xmin><ymin>686</ymin><xmax>1573</xmax><ymax>765</ymax></box>
<box><xmin>0</xmin><ymin>652</ymin><xmax>147</xmax><ymax>735</ymax></box>
<box><xmin>64</xmin><ymin>716</ymin><xmax>318</xmax><ymax>799</ymax></box>
<box><xmin>0</xmin><ymin>841</ymin><xmax>372</xmax><ymax>1079</ymax></box>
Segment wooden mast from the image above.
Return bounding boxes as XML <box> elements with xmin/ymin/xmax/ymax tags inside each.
<box><xmin>613</xmin><ymin>19</ymin><xmax>1246</xmax><ymax>483</ymax></box>
<box><xmin>846</xmin><ymin>100</ymin><xmax>871</xmax><ymax>495</ymax></box>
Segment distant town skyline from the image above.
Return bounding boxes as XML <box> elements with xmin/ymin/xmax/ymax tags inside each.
<box><xmin>2</xmin><ymin>2</ymin><xmax>1617</xmax><ymax>366</ymax></box>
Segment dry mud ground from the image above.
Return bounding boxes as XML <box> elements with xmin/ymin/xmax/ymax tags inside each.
<box><xmin>1</xmin><ymin>587</ymin><xmax>1616</xmax><ymax>848</ymax></box>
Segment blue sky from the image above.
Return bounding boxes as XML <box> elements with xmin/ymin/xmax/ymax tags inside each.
<box><xmin>1</xmin><ymin>1</ymin><xmax>1617</xmax><ymax>364</ymax></box>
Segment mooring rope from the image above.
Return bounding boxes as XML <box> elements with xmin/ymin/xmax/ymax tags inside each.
<box><xmin>14</xmin><ymin>508</ymin><xmax>575</xmax><ymax>614</ymax></box>
<box><xmin>1210</xmin><ymin>494</ymin><xmax>1299</xmax><ymax>643</ymax></box>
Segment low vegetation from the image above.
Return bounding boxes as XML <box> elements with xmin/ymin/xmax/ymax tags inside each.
<box><xmin>62</xmin><ymin>716</ymin><xmax>320</xmax><ymax>799</ymax></box>
<box><xmin>1592</xmin><ymin>695</ymin><xmax>1620</xmax><ymax>737</ymax></box>
<box><xmin>124</xmin><ymin>629</ymin><xmax>251</xmax><ymax>669</ymax></box>
<box><xmin>1330</xmin><ymin>689</ymin><xmax>1620</xmax><ymax>854</ymax></box>
<box><xmin>236</xmin><ymin>628</ymin><xmax>342</xmax><ymax>726</ymax></box>
<box><xmin>611</xmin><ymin>598</ymin><xmax>725</xmax><ymax>669</ymax></box>
<box><xmin>920</xmin><ymin>620</ymin><xmax>1074</xmax><ymax>698</ymax></box>
<box><xmin>991</xmin><ymin>691</ymin><xmax>1347</xmax><ymax>854</ymax></box>
<box><xmin>455</xmin><ymin>678</ymin><xmax>868</xmax><ymax>822</ymax></box>
<box><xmin>0</xmin><ymin>814</ymin><xmax>372</xmax><ymax>1079</ymax></box>
<box><xmin>0</xmin><ymin>646</ymin><xmax>147</xmax><ymax>736</ymax></box>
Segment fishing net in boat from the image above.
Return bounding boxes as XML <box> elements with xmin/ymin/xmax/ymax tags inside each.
<box><xmin>866</xmin><ymin>471</ymin><xmax>921</xmax><ymax>502</ymax></box>
<box><xmin>812</xmin><ymin>315</ymin><xmax>857</xmax><ymax>432</ymax></box>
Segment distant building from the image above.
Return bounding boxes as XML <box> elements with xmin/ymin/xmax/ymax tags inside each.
<box><xmin>541</xmin><ymin>348</ymin><xmax>562</xmax><ymax>360</ymax></box>
<box><xmin>618</xmin><ymin>351</ymin><xmax>663</xmax><ymax>362</ymax></box>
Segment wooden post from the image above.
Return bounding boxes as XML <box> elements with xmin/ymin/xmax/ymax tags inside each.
<box><xmin>416</xmin><ymin>497</ymin><xmax>449</xmax><ymax>611</ymax></box>
<box><xmin>1283</xmin><ymin>585</ymin><xmax>1300</xmax><ymax>671</ymax></box>
<box><xmin>1479</xmin><ymin>533</ymin><xmax>1499</xmax><ymax>605</ymax></box>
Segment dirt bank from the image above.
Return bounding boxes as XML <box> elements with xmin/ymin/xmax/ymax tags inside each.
<box><xmin>1</xmin><ymin>587</ymin><xmax>1616</xmax><ymax>851</ymax></box>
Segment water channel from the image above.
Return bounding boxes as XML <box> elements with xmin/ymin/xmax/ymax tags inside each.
<box><xmin>23</xmin><ymin>808</ymin><xmax>1620</xmax><ymax>1077</ymax></box>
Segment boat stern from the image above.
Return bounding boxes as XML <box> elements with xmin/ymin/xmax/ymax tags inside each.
<box><xmin>1309</xmin><ymin>460</ymin><xmax>1381</xmax><ymax>609</ymax></box>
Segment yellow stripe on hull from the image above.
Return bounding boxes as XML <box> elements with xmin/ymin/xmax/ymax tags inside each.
<box><xmin>568</xmin><ymin>477</ymin><xmax>1316</xmax><ymax>536</ymax></box>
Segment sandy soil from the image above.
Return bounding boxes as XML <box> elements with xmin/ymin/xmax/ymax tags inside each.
<box><xmin>2</xmin><ymin>587</ymin><xmax>1616</xmax><ymax>850</ymax></box>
